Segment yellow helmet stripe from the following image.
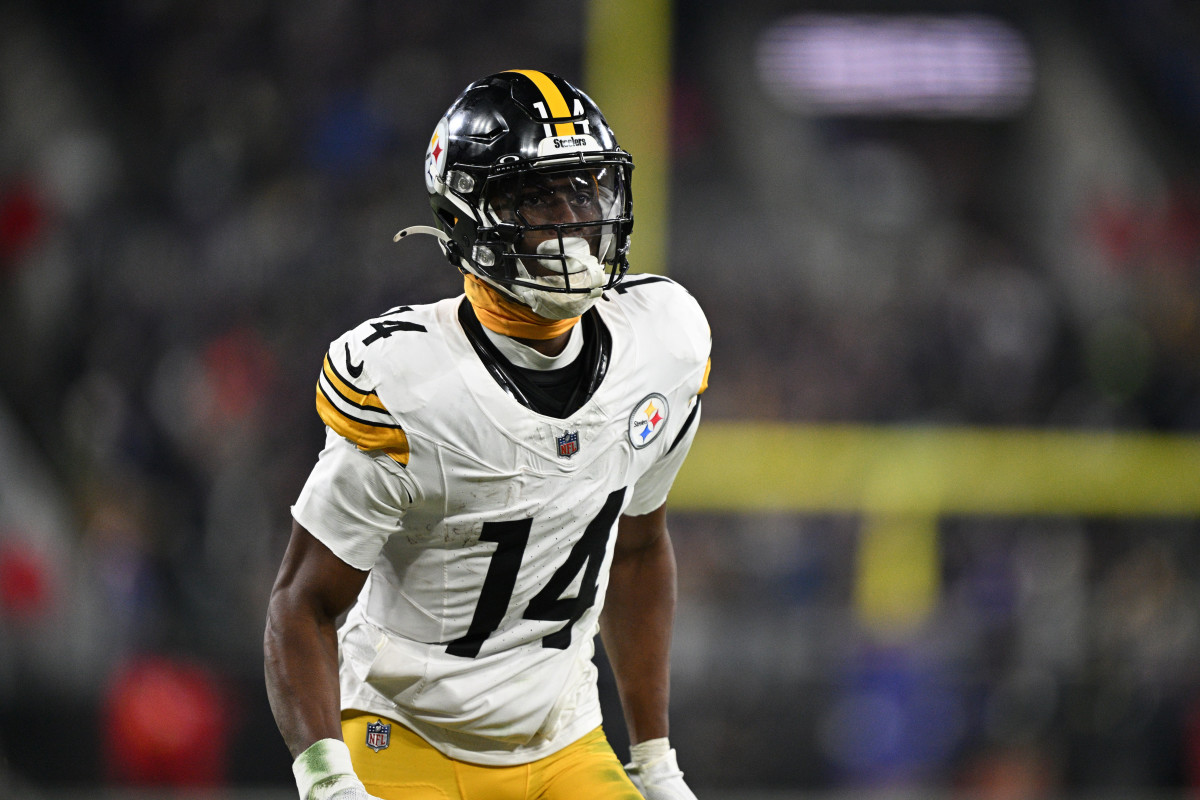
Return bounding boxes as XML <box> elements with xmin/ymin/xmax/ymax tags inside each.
<box><xmin>506</xmin><ymin>69</ymin><xmax>576</xmax><ymax>136</ymax></box>
<box><xmin>699</xmin><ymin>358</ymin><xmax>711</xmax><ymax>395</ymax></box>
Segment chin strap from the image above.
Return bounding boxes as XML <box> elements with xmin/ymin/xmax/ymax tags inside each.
<box><xmin>393</xmin><ymin>225</ymin><xmax>452</xmax><ymax>244</ymax></box>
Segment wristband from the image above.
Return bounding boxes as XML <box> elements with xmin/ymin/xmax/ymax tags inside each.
<box><xmin>629</xmin><ymin>737</ymin><xmax>671</xmax><ymax>765</ymax></box>
<box><xmin>292</xmin><ymin>738</ymin><xmax>362</xmax><ymax>800</ymax></box>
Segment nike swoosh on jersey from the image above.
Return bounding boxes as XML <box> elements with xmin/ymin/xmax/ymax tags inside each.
<box><xmin>345</xmin><ymin>342</ymin><xmax>365</xmax><ymax>379</ymax></box>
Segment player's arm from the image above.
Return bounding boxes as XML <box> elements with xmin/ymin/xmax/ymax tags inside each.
<box><xmin>265</xmin><ymin>519</ymin><xmax>366</xmax><ymax>755</ymax></box>
<box><xmin>601</xmin><ymin>502</ymin><xmax>675</xmax><ymax>743</ymax></box>
<box><xmin>265</xmin><ymin>520</ymin><xmax>377</xmax><ymax>799</ymax></box>
<box><xmin>601</xmin><ymin>503</ymin><xmax>699</xmax><ymax>799</ymax></box>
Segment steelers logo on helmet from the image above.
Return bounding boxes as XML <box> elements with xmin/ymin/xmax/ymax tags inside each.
<box><xmin>424</xmin><ymin>117</ymin><xmax>450</xmax><ymax>194</ymax></box>
<box><xmin>628</xmin><ymin>393</ymin><xmax>669</xmax><ymax>449</ymax></box>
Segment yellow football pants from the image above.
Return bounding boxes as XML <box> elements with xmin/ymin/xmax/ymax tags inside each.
<box><xmin>342</xmin><ymin>712</ymin><xmax>644</xmax><ymax>800</ymax></box>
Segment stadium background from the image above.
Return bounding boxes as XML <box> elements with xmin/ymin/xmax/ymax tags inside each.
<box><xmin>2</xmin><ymin>0</ymin><xmax>1200</xmax><ymax>798</ymax></box>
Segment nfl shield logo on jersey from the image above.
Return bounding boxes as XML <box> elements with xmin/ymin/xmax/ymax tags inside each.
<box><xmin>556</xmin><ymin>430</ymin><xmax>580</xmax><ymax>458</ymax></box>
<box><xmin>366</xmin><ymin>720</ymin><xmax>391</xmax><ymax>752</ymax></box>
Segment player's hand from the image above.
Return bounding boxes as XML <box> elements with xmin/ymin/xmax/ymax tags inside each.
<box><xmin>625</xmin><ymin>738</ymin><xmax>699</xmax><ymax>800</ymax></box>
<box><xmin>293</xmin><ymin>738</ymin><xmax>384</xmax><ymax>800</ymax></box>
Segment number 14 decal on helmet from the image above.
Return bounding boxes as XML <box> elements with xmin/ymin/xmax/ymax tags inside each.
<box><xmin>530</xmin><ymin>98</ymin><xmax>592</xmax><ymax>139</ymax></box>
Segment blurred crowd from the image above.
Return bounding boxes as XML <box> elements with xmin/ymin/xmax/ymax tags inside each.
<box><xmin>1</xmin><ymin>0</ymin><xmax>1200</xmax><ymax>796</ymax></box>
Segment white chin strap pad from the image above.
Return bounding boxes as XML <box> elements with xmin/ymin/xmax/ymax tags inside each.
<box><xmin>511</xmin><ymin>237</ymin><xmax>606</xmax><ymax>320</ymax></box>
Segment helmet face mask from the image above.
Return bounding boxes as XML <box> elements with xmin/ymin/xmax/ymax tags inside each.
<box><xmin>479</xmin><ymin>161</ymin><xmax>628</xmax><ymax>293</ymax></box>
<box><xmin>423</xmin><ymin>71</ymin><xmax>633</xmax><ymax>301</ymax></box>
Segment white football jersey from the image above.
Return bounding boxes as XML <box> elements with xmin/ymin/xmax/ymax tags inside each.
<box><xmin>292</xmin><ymin>276</ymin><xmax>710</xmax><ymax>766</ymax></box>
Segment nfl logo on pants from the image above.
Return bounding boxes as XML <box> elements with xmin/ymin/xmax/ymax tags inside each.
<box><xmin>366</xmin><ymin>720</ymin><xmax>391</xmax><ymax>752</ymax></box>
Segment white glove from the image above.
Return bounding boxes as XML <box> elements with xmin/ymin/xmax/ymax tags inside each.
<box><xmin>625</xmin><ymin>738</ymin><xmax>699</xmax><ymax>800</ymax></box>
<box><xmin>292</xmin><ymin>738</ymin><xmax>384</xmax><ymax>800</ymax></box>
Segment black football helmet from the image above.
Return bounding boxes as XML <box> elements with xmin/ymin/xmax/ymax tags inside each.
<box><xmin>406</xmin><ymin>70</ymin><xmax>634</xmax><ymax>296</ymax></box>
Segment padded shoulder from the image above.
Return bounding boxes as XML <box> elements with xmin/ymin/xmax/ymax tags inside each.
<box><xmin>314</xmin><ymin>304</ymin><xmax>437</xmax><ymax>466</ymax></box>
<box><xmin>603</xmin><ymin>275</ymin><xmax>711</xmax><ymax>394</ymax></box>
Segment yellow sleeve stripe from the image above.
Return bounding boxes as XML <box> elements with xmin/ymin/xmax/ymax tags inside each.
<box><xmin>505</xmin><ymin>69</ymin><xmax>576</xmax><ymax>136</ymax></box>
<box><xmin>316</xmin><ymin>385</ymin><xmax>410</xmax><ymax>466</ymax></box>
<box><xmin>698</xmin><ymin>358</ymin><xmax>711</xmax><ymax>395</ymax></box>
<box><xmin>315</xmin><ymin>350</ymin><xmax>409</xmax><ymax>465</ymax></box>
<box><xmin>322</xmin><ymin>355</ymin><xmax>389</xmax><ymax>412</ymax></box>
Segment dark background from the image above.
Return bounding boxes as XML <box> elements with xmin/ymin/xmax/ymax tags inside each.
<box><xmin>2</xmin><ymin>1</ymin><xmax>1200</xmax><ymax>797</ymax></box>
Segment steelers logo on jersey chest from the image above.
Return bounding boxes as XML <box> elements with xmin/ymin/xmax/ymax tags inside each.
<box><xmin>628</xmin><ymin>393</ymin><xmax>669</xmax><ymax>449</ymax></box>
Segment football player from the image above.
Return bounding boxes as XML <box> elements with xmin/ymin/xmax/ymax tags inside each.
<box><xmin>264</xmin><ymin>70</ymin><xmax>710</xmax><ymax>800</ymax></box>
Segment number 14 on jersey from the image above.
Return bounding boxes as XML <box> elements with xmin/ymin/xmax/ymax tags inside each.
<box><xmin>446</xmin><ymin>488</ymin><xmax>625</xmax><ymax>658</ymax></box>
